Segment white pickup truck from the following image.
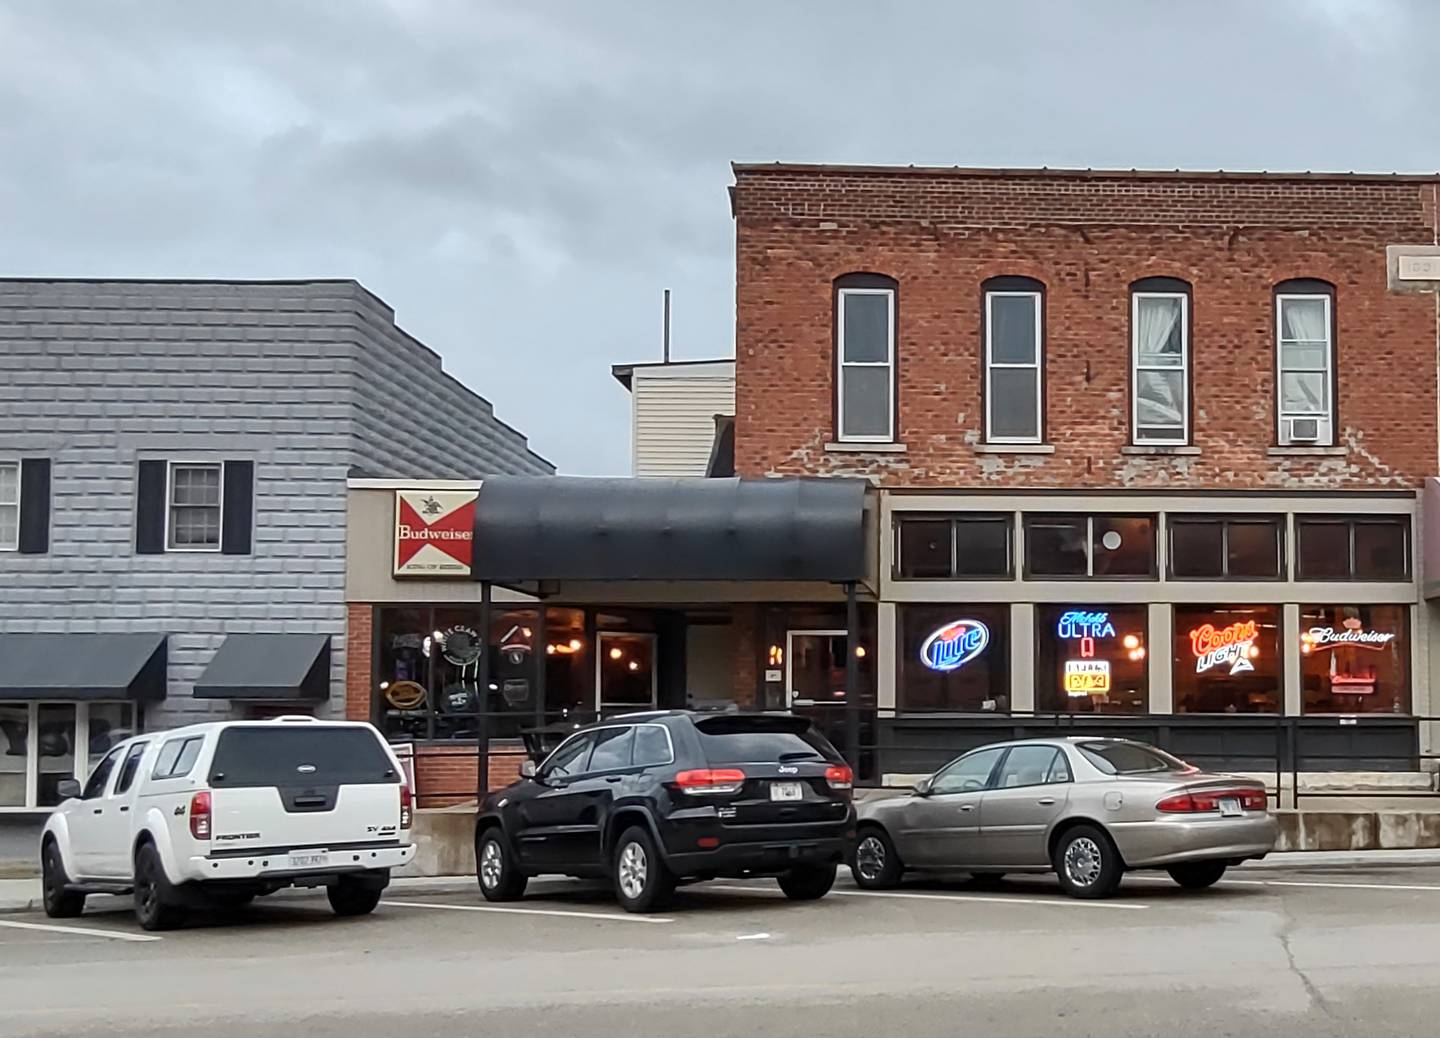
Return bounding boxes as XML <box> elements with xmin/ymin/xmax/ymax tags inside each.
<box><xmin>40</xmin><ymin>717</ymin><xmax>416</xmax><ymax>930</ymax></box>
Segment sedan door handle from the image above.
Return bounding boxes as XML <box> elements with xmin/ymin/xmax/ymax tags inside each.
<box><xmin>959</xmin><ymin>804</ymin><xmax>975</xmax><ymax>812</ymax></box>
<box><xmin>1037</xmin><ymin>798</ymin><xmax>1056</xmax><ymax>806</ymax></box>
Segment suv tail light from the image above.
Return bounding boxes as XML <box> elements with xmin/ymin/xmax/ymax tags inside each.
<box><xmin>674</xmin><ymin>768</ymin><xmax>746</xmax><ymax>795</ymax></box>
<box><xmin>1157</xmin><ymin>788</ymin><xmax>1269</xmax><ymax>813</ymax></box>
<box><xmin>825</xmin><ymin>764</ymin><xmax>854</xmax><ymax>793</ymax></box>
<box><xmin>400</xmin><ymin>784</ymin><xmax>413</xmax><ymax>830</ymax></box>
<box><xmin>189</xmin><ymin>791</ymin><xmax>212</xmax><ymax>840</ymax></box>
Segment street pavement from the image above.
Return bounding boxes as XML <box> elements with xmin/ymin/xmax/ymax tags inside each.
<box><xmin>3</xmin><ymin>863</ymin><xmax>1440</xmax><ymax>1038</ymax></box>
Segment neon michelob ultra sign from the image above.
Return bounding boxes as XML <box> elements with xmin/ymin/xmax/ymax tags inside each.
<box><xmin>1056</xmin><ymin>610</ymin><xmax>1116</xmax><ymax>640</ymax></box>
<box><xmin>919</xmin><ymin>619</ymin><xmax>990</xmax><ymax>672</ymax></box>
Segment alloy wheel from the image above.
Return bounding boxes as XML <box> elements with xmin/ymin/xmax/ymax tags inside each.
<box><xmin>480</xmin><ymin>839</ymin><xmax>503</xmax><ymax>890</ymax></box>
<box><xmin>618</xmin><ymin>841</ymin><xmax>648</xmax><ymax>900</ymax></box>
<box><xmin>855</xmin><ymin>835</ymin><xmax>886</xmax><ymax>881</ymax></box>
<box><xmin>1063</xmin><ymin>837</ymin><xmax>1103</xmax><ymax>888</ymax></box>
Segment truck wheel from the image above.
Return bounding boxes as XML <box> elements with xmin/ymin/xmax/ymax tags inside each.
<box><xmin>41</xmin><ymin>841</ymin><xmax>86</xmax><ymax>919</ymax></box>
<box><xmin>477</xmin><ymin>828</ymin><xmax>527</xmax><ymax>902</ymax></box>
<box><xmin>133</xmin><ymin>843</ymin><xmax>186</xmax><ymax>931</ymax></box>
<box><xmin>327</xmin><ymin>876</ymin><xmax>384</xmax><ymax>917</ymax></box>
<box><xmin>777</xmin><ymin>863</ymin><xmax>836</xmax><ymax>901</ymax></box>
<box><xmin>612</xmin><ymin>825</ymin><xmax>675</xmax><ymax>914</ymax></box>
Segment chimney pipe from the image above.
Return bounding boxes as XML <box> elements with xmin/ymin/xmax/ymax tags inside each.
<box><xmin>662</xmin><ymin>288</ymin><xmax>671</xmax><ymax>364</ymax></box>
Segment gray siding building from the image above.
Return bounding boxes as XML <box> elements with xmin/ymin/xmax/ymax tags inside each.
<box><xmin>0</xmin><ymin>279</ymin><xmax>551</xmax><ymax>811</ymax></box>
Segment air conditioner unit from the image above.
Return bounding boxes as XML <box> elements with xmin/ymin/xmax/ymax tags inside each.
<box><xmin>1284</xmin><ymin>417</ymin><xmax>1323</xmax><ymax>443</ymax></box>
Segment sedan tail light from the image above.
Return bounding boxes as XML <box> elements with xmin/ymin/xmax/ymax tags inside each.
<box><xmin>1157</xmin><ymin>788</ymin><xmax>1269</xmax><ymax>813</ymax></box>
<box><xmin>400</xmin><ymin>784</ymin><xmax>413</xmax><ymax>830</ymax></box>
<box><xmin>825</xmin><ymin>764</ymin><xmax>854</xmax><ymax>793</ymax></box>
<box><xmin>189</xmin><ymin>790</ymin><xmax>212</xmax><ymax>840</ymax></box>
<box><xmin>674</xmin><ymin>768</ymin><xmax>746</xmax><ymax>795</ymax></box>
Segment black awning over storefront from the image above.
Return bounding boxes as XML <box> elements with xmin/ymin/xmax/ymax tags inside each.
<box><xmin>471</xmin><ymin>476</ymin><xmax>869</xmax><ymax>583</ymax></box>
<box><xmin>0</xmin><ymin>633</ymin><xmax>167</xmax><ymax>701</ymax></box>
<box><xmin>193</xmin><ymin>634</ymin><xmax>331</xmax><ymax>701</ymax></box>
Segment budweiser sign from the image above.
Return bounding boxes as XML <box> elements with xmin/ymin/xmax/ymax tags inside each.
<box><xmin>1303</xmin><ymin>625</ymin><xmax>1396</xmax><ymax>650</ymax></box>
<box><xmin>1190</xmin><ymin>620</ymin><xmax>1259</xmax><ymax>676</ymax></box>
<box><xmin>393</xmin><ymin>490</ymin><xmax>478</xmax><ymax>577</ymax></box>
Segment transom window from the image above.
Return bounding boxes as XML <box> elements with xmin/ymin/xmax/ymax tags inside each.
<box><xmin>1276</xmin><ymin>283</ymin><xmax>1335</xmax><ymax>445</ymax></box>
<box><xmin>167</xmin><ymin>462</ymin><xmax>223</xmax><ymax>551</ymax></box>
<box><xmin>1024</xmin><ymin>514</ymin><xmax>1157</xmax><ymax>579</ymax></box>
<box><xmin>1169</xmin><ymin>517</ymin><xmax>1284</xmax><ymax>579</ymax></box>
<box><xmin>0</xmin><ymin>461</ymin><xmax>17</xmax><ymax>551</ymax></box>
<box><xmin>1131</xmin><ymin>279</ymin><xmax>1191</xmax><ymax>445</ymax></box>
<box><xmin>835</xmin><ymin>275</ymin><xmax>897</xmax><ymax>442</ymax></box>
<box><xmin>1296</xmin><ymin>516</ymin><xmax>1409</xmax><ymax>581</ymax></box>
<box><xmin>984</xmin><ymin>279</ymin><xmax>1043</xmax><ymax>443</ymax></box>
<box><xmin>894</xmin><ymin>515</ymin><xmax>1013</xmax><ymax>579</ymax></box>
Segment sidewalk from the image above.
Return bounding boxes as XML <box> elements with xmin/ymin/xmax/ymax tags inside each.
<box><xmin>3</xmin><ymin>849</ymin><xmax>1439</xmax><ymax>915</ymax></box>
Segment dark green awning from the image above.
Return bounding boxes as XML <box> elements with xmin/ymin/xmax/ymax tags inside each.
<box><xmin>0</xmin><ymin>633</ymin><xmax>167</xmax><ymax>701</ymax></box>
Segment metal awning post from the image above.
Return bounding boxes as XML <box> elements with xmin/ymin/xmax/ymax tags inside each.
<box><xmin>477</xmin><ymin>580</ymin><xmax>491</xmax><ymax>802</ymax></box>
<box><xmin>844</xmin><ymin>581</ymin><xmax>860</xmax><ymax>772</ymax></box>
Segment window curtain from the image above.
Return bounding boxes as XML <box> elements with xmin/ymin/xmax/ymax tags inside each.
<box><xmin>1135</xmin><ymin>297</ymin><xmax>1184</xmax><ymax>431</ymax></box>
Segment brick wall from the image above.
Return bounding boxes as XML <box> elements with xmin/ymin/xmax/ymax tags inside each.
<box><xmin>413</xmin><ymin>744</ymin><xmax>524</xmax><ymax>807</ymax></box>
<box><xmin>345</xmin><ymin>603</ymin><xmax>374</xmax><ymax>722</ymax></box>
<box><xmin>731</xmin><ymin>167</ymin><xmax>1440</xmax><ymax>488</ymax></box>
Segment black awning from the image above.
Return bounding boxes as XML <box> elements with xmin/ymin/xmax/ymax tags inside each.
<box><xmin>471</xmin><ymin>476</ymin><xmax>869</xmax><ymax>582</ymax></box>
<box><xmin>192</xmin><ymin>634</ymin><xmax>331</xmax><ymax>701</ymax></box>
<box><xmin>0</xmin><ymin>633</ymin><xmax>167</xmax><ymax>701</ymax></box>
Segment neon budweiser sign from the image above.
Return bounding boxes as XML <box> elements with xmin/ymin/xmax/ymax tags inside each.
<box><xmin>1190</xmin><ymin>620</ymin><xmax>1258</xmax><ymax>675</ymax></box>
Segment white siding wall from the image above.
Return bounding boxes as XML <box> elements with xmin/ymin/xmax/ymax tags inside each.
<box><xmin>631</xmin><ymin>367</ymin><xmax>736</xmax><ymax>477</ymax></box>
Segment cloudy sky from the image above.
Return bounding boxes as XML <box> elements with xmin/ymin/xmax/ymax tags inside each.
<box><xmin>2</xmin><ymin>0</ymin><xmax>1437</xmax><ymax>474</ymax></box>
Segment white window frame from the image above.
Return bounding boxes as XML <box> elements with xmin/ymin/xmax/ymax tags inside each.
<box><xmin>0</xmin><ymin>458</ymin><xmax>19</xmax><ymax>552</ymax></box>
<box><xmin>0</xmin><ymin>701</ymin><xmax>135</xmax><ymax>812</ymax></box>
<box><xmin>836</xmin><ymin>287</ymin><xmax>896</xmax><ymax>443</ymax></box>
<box><xmin>165</xmin><ymin>460</ymin><xmax>224</xmax><ymax>553</ymax></box>
<box><xmin>1276</xmin><ymin>293</ymin><xmax>1334</xmax><ymax>445</ymax></box>
<box><xmin>1131</xmin><ymin>291</ymin><xmax>1190</xmax><ymax>446</ymax></box>
<box><xmin>984</xmin><ymin>290</ymin><xmax>1043</xmax><ymax>443</ymax></box>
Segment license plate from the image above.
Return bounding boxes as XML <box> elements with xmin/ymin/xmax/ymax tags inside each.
<box><xmin>769</xmin><ymin>782</ymin><xmax>804</xmax><ymax>802</ymax></box>
<box><xmin>1218</xmin><ymin>798</ymin><xmax>1242</xmax><ymax>818</ymax></box>
<box><xmin>286</xmin><ymin>850</ymin><xmax>330</xmax><ymax>869</ymax></box>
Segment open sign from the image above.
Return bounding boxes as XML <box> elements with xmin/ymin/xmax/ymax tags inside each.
<box><xmin>919</xmin><ymin>619</ymin><xmax>990</xmax><ymax>672</ymax></box>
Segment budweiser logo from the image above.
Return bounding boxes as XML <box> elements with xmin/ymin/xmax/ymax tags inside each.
<box><xmin>1304</xmin><ymin>625</ymin><xmax>1395</xmax><ymax>649</ymax></box>
<box><xmin>394</xmin><ymin>490</ymin><xmax>478</xmax><ymax>576</ymax></box>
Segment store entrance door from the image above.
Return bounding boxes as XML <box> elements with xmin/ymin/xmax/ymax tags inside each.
<box><xmin>786</xmin><ymin>628</ymin><xmax>872</xmax><ymax>778</ymax></box>
<box><xmin>595</xmin><ymin>632</ymin><xmax>658</xmax><ymax>715</ymax></box>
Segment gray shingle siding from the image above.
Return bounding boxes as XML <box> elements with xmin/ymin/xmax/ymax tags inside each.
<box><xmin>0</xmin><ymin>279</ymin><xmax>550</xmax><ymax>729</ymax></box>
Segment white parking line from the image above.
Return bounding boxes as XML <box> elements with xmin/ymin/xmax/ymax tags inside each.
<box><xmin>707</xmin><ymin>884</ymin><xmax>1150</xmax><ymax>910</ymax></box>
<box><xmin>0</xmin><ymin>919</ymin><xmax>161</xmax><ymax>943</ymax></box>
<box><xmin>1127</xmin><ymin>876</ymin><xmax>1440</xmax><ymax>894</ymax></box>
<box><xmin>380</xmin><ymin>900</ymin><xmax>674</xmax><ymax>924</ymax></box>
<box><xmin>736</xmin><ymin>932</ymin><xmax>772</xmax><ymax>940</ymax></box>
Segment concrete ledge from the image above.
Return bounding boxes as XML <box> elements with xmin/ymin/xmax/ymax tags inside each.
<box><xmin>1273</xmin><ymin>811</ymin><xmax>1440</xmax><ymax>851</ymax></box>
<box><xmin>397</xmin><ymin>808</ymin><xmax>476</xmax><ymax>878</ymax></box>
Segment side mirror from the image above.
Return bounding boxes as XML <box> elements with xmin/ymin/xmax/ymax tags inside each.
<box><xmin>913</xmin><ymin>776</ymin><xmax>933</xmax><ymax>797</ymax></box>
<box><xmin>56</xmin><ymin>779</ymin><xmax>82</xmax><ymax>801</ymax></box>
<box><xmin>520</xmin><ymin>760</ymin><xmax>538</xmax><ymax>779</ymax></box>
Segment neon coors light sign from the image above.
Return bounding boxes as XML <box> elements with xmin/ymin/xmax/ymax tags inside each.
<box><xmin>1190</xmin><ymin>620</ymin><xmax>1259</xmax><ymax>676</ymax></box>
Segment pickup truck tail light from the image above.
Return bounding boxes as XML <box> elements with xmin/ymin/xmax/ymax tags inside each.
<box><xmin>674</xmin><ymin>769</ymin><xmax>746</xmax><ymax>795</ymax></box>
<box><xmin>1157</xmin><ymin>788</ymin><xmax>1269</xmax><ymax>813</ymax></box>
<box><xmin>400</xmin><ymin>784</ymin><xmax>413</xmax><ymax>830</ymax></box>
<box><xmin>825</xmin><ymin>764</ymin><xmax>854</xmax><ymax>793</ymax></box>
<box><xmin>189</xmin><ymin>791</ymin><xmax>212</xmax><ymax>839</ymax></box>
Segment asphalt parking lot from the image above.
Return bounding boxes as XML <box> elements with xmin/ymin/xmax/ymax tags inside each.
<box><xmin>4</xmin><ymin>864</ymin><xmax>1440</xmax><ymax>1038</ymax></box>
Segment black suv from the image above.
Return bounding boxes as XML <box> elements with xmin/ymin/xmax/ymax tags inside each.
<box><xmin>474</xmin><ymin>711</ymin><xmax>856</xmax><ymax>912</ymax></box>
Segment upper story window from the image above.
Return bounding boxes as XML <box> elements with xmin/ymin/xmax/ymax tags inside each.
<box><xmin>983</xmin><ymin>277</ymin><xmax>1044</xmax><ymax>443</ymax></box>
<box><xmin>135</xmin><ymin>458</ymin><xmax>254</xmax><ymax>556</ymax></box>
<box><xmin>0</xmin><ymin>461</ymin><xmax>17</xmax><ymax>551</ymax></box>
<box><xmin>1276</xmin><ymin>280</ymin><xmax>1336</xmax><ymax>445</ymax></box>
<box><xmin>834</xmin><ymin>274</ymin><xmax>897</xmax><ymax>442</ymax></box>
<box><xmin>1131</xmin><ymin>278</ymin><xmax>1191</xmax><ymax>445</ymax></box>
<box><xmin>168</xmin><ymin>462</ymin><xmax>222</xmax><ymax>551</ymax></box>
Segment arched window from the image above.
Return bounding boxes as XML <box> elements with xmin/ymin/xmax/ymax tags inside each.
<box><xmin>982</xmin><ymin>276</ymin><xmax>1045</xmax><ymax>443</ymax></box>
<box><xmin>1274</xmin><ymin>279</ymin><xmax>1336</xmax><ymax>446</ymax></box>
<box><xmin>834</xmin><ymin>273</ymin><xmax>897</xmax><ymax>443</ymax></box>
<box><xmin>1130</xmin><ymin>277</ymin><xmax>1192</xmax><ymax>445</ymax></box>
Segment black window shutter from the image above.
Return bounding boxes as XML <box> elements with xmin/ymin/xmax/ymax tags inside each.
<box><xmin>221</xmin><ymin>460</ymin><xmax>254</xmax><ymax>555</ymax></box>
<box><xmin>135</xmin><ymin>460</ymin><xmax>168</xmax><ymax>554</ymax></box>
<box><xmin>17</xmin><ymin>459</ymin><xmax>51</xmax><ymax>554</ymax></box>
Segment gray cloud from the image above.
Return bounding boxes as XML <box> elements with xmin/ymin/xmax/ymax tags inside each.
<box><xmin>1</xmin><ymin>0</ymin><xmax>1436</xmax><ymax>473</ymax></box>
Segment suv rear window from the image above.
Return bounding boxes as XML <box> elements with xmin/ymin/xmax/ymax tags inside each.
<box><xmin>693</xmin><ymin>716</ymin><xmax>842</xmax><ymax>765</ymax></box>
<box><xmin>208</xmin><ymin>727</ymin><xmax>397</xmax><ymax>788</ymax></box>
<box><xmin>1078</xmin><ymin>741</ymin><xmax>1189</xmax><ymax>775</ymax></box>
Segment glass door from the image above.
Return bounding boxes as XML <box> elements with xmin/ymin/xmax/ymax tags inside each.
<box><xmin>595</xmin><ymin>632</ymin><xmax>657</xmax><ymax>715</ymax></box>
<box><xmin>786</xmin><ymin>630</ymin><xmax>848</xmax><ymax>708</ymax></box>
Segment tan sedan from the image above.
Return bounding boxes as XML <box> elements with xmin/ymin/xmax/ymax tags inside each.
<box><xmin>852</xmin><ymin>737</ymin><xmax>1278</xmax><ymax>898</ymax></box>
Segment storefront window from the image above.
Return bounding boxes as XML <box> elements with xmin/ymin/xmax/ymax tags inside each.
<box><xmin>36</xmin><ymin>704</ymin><xmax>77</xmax><ymax>807</ymax></box>
<box><xmin>0</xmin><ymin>705</ymin><xmax>26</xmax><ymax>807</ymax></box>
<box><xmin>1035</xmin><ymin>606</ymin><xmax>1148</xmax><ymax>713</ymax></box>
<box><xmin>897</xmin><ymin>605</ymin><xmax>1009</xmax><ymax>712</ymax></box>
<box><xmin>1300</xmin><ymin>605</ymin><xmax>1410</xmax><ymax>714</ymax></box>
<box><xmin>545</xmin><ymin>607</ymin><xmax>591</xmax><ymax>717</ymax></box>
<box><xmin>0</xmin><ymin>703</ymin><xmax>140</xmax><ymax>810</ymax></box>
<box><xmin>1173</xmin><ymin>605</ymin><xmax>1281</xmax><ymax>714</ymax></box>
